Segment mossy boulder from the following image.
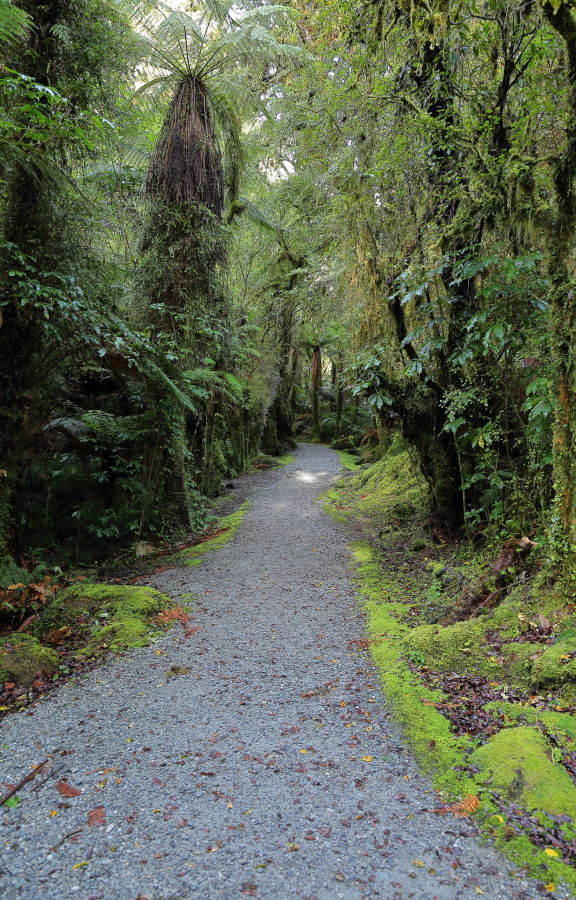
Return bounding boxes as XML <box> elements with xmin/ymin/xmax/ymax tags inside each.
<box><xmin>401</xmin><ymin>619</ymin><xmax>510</xmax><ymax>676</ymax></box>
<box><xmin>40</xmin><ymin>583</ymin><xmax>172</xmax><ymax>653</ymax></box>
<box><xmin>483</xmin><ymin>701</ymin><xmax>576</xmax><ymax>744</ymax></box>
<box><xmin>0</xmin><ymin>634</ymin><xmax>58</xmax><ymax>686</ymax></box>
<box><xmin>471</xmin><ymin>726</ymin><xmax>576</xmax><ymax>820</ymax></box>
<box><xmin>531</xmin><ymin>638</ymin><xmax>576</xmax><ymax>690</ymax></box>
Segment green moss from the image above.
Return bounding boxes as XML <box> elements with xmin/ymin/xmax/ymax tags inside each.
<box><xmin>402</xmin><ymin>620</ymin><xmax>535</xmax><ymax>686</ymax></box>
<box><xmin>336</xmin><ymin>450</ymin><xmax>361</xmax><ymax>471</ymax></box>
<box><xmin>531</xmin><ymin>638</ymin><xmax>576</xmax><ymax>688</ymax></box>
<box><xmin>346</xmin><ymin>541</ymin><xmax>576</xmax><ymax>893</ymax></box>
<box><xmin>350</xmin><ymin>541</ymin><xmax>476</xmax><ymax>796</ymax></box>
<box><xmin>483</xmin><ymin>700</ymin><xmax>576</xmax><ymax>743</ymax></box>
<box><xmin>274</xmin><ymin>453</ymin><xmax>295</xmax><ymax>467</ymax></box>
<box><xmin>471</xmin><ymin>726</ymin><xmax>576</xmax><ymax>819</ymax></box>
<box><xmin>46</xmin><ymin>583</ymin><xmax>172</xmax><ymax>652</ymax></box>
<box><xmin>0</xmin><ymin>633</ymin><xmax>58</xmax><ymax>686</ymax></box>
<box><xmin>171</xmin><ymin>501</ymin><xmax>249</xmax><ymax>567</ymax></box>
<box><xmin>320</xmin><ymin>440</ymin><xmax>576</xmax><ymax>891</ymax></box>
<box><xmin>322</xmin><ymin>448</ymin><xmax>427</xmax><ymax>534</ymax></box>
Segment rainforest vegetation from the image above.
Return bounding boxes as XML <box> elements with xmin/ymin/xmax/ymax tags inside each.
<box><xmin>1</xmin><ymin>0</ymin><xmax>575</xmax><ymax>571</ymax></box>
<box><xmin>4</xmin><ymin>0</ymin><xmax>576</xmax><ymax>886</ymax></box>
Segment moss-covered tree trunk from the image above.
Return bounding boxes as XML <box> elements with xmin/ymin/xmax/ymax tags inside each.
<box><xmin>138</xmin><ymin>76</ymin><xmax>230</xmax><ymax>533</ymax></box>
<box><xmin>542</xmin><ymin>2</ymin><xmax>576</xmax><ymax>558</ymax></box>
<box><xmin>0</xmin><ymin>0</ymin><xmax>77</xmax><ymax>558</ymax></box>
<box><xmin>310</xmin><ymin>345</ymin><xmax>321</xmax><ymax>439</ymax></box>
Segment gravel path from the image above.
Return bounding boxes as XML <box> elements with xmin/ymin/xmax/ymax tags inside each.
<box><xmin>0</xmin><ymin>444</ymin><xmax>545</xmax><ymax>899</ymax></box>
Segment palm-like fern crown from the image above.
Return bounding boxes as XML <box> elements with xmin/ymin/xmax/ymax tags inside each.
<box><xmin>133</xmin><ymin>0</ymin><xmax>305</xmax><ymax>214</ymax></box>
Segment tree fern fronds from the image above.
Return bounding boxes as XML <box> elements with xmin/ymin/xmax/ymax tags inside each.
<box><xmin>190</xmin><ymin>0</ymin><xmax>231</xmax><ymax>28</ymax></box>
<box><xmin>0</xmin><ymin>1</ymin><xmax>30</xmax><ymax>47</ymax></box>
<box><xmin>235</xmin><ymin>197</ymin><xmax>285</xmax><ymax>236</ymax></box>
<box><xmin>234</xmin><ymin>5</ymin><xmax>296</xmax><ymax>24</ymax></box>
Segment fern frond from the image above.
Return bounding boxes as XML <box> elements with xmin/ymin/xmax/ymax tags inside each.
<box><xmin>0</xmin><ymin>1</ymin><xmax>30</xmax><ymax>47</ymax></box>
<box><xmin>235</xmin><ymin>5</ymin><xmax>295</xmax><ymax>23</ymax></box>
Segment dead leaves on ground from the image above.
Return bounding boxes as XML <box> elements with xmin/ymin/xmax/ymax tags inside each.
<box><xmin>154</xmin><ymin>606</ymin><xmax>190</xmax><ymax>628</ymax></box>
<box><xmin>55</xmin><ymin>780</ymin><xmax>81</xmax><ymax>798</ymax></box>
<box><xmin>433</xmin><ymin>794</ymin><xmax>480</xmax><ymax>818</ymax></box>
<box><xmin>87</xmin><ymin>805</ymin><xmax>105</xmax><ymax>826</ymax></box>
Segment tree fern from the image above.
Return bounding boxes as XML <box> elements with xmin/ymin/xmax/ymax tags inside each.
<box><xmin>0</xmin><ymin>1</ymin><xmax>30</xmax><ymax>47</ymax></box>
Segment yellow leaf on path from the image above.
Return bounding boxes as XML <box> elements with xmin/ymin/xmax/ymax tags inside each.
<box><xmin>544</xmin><ymin>884</ymin><xmax>556</xmax><ymax>893</ymax></box>
<box><xmin>72</xmin><ymin>861</ymin><xmax>88</xmax><ymax>870</ymax></box>
<box><xmin>362</xmin><ymin>756</ymin><xmax>373</xmax><ymax>762</ymax></box>
<box><xmin>544</xmin><ymin>848</ymin><xmax>559</xmax><ymax>858</ymax></box>
<box><xmin>412</xmin><ymin>860</ymin><xmax>425</xmax><ymax>867</ymax></box>
<box><xmin>475</xmin><ymin>889</ymin><xmax>484</xmax><ymax>895</ymax></box>
<box><xmin>299</xmin><ymin>749</ymin><xmax>308</xmax><ymax>754</ymax></box>
<box><xmin>49</xmin><ymin>810</ymin><xmax>58</xmax><ymax>817</ymax></box>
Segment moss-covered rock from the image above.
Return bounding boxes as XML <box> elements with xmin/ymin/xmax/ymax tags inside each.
<box><xmin>483</xmin><ymin>700</ymin><xmax>576</xmax><ymax>743</ymax></box>
<box><xmin>0</xmin><ymin>633</ymin><xmax>58</xmax><ymax>686</ymax></box>
<box><xmin>40</xmin><ymin>583</ymin><xmax>172</xmax><ymax>653</ymax></box>
<box><xmin>531</xmin><ymin>638</ymin><xmax>576</xmax><ymax>690</ymax></box>
<box><xmin>471</xmin><ymin>726</ymin><xmax>576</xmax><ymax>819</ymax></box>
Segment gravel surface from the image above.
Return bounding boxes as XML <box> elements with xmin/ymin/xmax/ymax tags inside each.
<box><xmin>0</xmin><ymin>444</ymin><xmax>550</xmax><ymax>899</ymax></box>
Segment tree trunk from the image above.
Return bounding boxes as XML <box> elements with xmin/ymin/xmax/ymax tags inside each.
<box><xmin>311</xmin><ymin>346</ymin><xmax>321</xmax><ymax>438</ymax></box>
<box><xmin>542</xmin><ymin>3</ymin><xmax>576</xmax><ymax>558</ymax></box>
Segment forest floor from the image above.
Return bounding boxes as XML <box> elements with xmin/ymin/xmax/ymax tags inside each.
<box><xmin>0</xmin><ymin>444</ymin><xmax>565</xmax><ymax>899</ymax></box>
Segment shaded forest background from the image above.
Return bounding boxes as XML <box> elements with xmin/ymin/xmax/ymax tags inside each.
<box><xmin>2</xmin><ymin>0</ymin><xmax>576</xmax><ymax>592</ymax></box>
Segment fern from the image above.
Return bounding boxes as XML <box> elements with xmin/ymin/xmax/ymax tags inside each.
<box><xmin>0</xmin><ymin>1</ymin><xmax>30</xmax><ymax>47</ymax></box>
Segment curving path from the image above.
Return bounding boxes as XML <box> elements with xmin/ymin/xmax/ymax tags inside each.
<box><xmin>0</xmin><ymin>444</ymin><xmax>543</xmax><ymax>899</ymax></box>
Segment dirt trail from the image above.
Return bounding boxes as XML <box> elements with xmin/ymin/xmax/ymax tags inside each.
<box><xmin>0</xmin><ymin>444</ymin><xmax>542</xmax><ymax>898</ymax></box>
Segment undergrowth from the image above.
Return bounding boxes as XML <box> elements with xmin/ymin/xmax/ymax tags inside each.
<box><xmin>0</xmin><ymin>500</ymin><xmax>250</xmax><ymax>716</ymax></box>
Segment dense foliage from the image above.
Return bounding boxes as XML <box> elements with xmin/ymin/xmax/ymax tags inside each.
<box><xmin>3</xmin><ymin>0</ymin><xmax>576</xmax><ymax>578</ymax></box>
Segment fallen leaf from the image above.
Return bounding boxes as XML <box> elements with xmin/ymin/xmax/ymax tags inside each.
<box><xmin>72</xmin><ymin>861</ymin><xmax>88</xmax><ymax>870</ymax></box>
<box><xmin>286</xmin><ymin>842</ymin><xmax>300</xmax><ymax>852</ymax></box>
<box><xmin>87</xmin><ymin>806</ymin><xmax>105</xmax><ymax>827</ymax></box>
<box><xmin>544</xmin><ymin>848</ymin><xmax>559</xmax><ymax>858</ymax></box>
<box><xmin>433</xmin><ymin>794</ymin><xmax>479</xmax><ymax>818</ymax></box>
<box><xmin>544</xmin><ymin>884</ymin><xmax>556</xmax><ymax>893</ymax></box>
<box><xmin>56</xmin><ymin>780</ymin><xmax>81</xmax><ymax>798</ymax></box>
<box><xmin>412</xmin><ymin>860</ymin><xmax>425</xmax><ymax>867</ymax></box>
<box><xmin>362</xmin><ymin>756</ymin><xmax>373</xmax><ymax>762</ymax></box>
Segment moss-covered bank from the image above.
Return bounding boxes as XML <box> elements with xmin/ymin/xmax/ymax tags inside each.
<box><xmin>168</xmin><ymin>501</ymin><xmax>249</xmax><ymax>567</ymax></box>
<box><xmin>322</xmin><ymin>444</ymin><xmax>576</xmax><ymax>893</ymax></box>
<box><xmin>39</xmin><ymin>583</ymin><xmax>174</xmax><ymax>653</ymax></box>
